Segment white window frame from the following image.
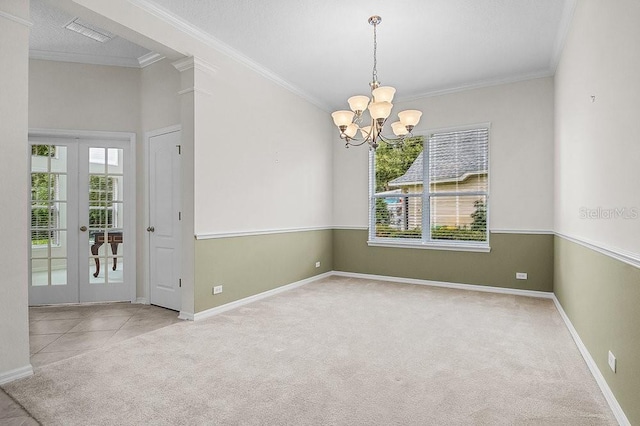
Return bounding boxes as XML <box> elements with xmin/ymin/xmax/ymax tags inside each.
<box><xmin>368</xmin><ymin>123</ymin><xmax>491</xmax><ymax>252</ymax></box>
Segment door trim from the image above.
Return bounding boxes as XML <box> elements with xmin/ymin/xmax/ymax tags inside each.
<box><xmin>28</xmin><ymin>128</ymin><xmax>137</xmax><ymax>304</ymax></box>
<box><xmin>143</xmin><ymin>125</ymin><xmax>181</xmax><ymax>306</ymax></box>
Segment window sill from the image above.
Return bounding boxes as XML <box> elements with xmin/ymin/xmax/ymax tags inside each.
<box><xmin>367</xmin><ymin>239</ymin><xmax>491</xmax><ymax>253</ymax></box>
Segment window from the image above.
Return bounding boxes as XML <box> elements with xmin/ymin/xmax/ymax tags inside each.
<box><xmin>369</xmin><ymin>125</ymin><xmax>489</xmax><ymax>250</ymax></box>
<box><xmin>31</xmin><ymin>145</ymin><xmax>61</xmax><ymax>246</ymax></box>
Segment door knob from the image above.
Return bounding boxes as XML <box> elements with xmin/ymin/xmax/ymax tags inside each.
<box><xmin>147</xmin><ymin>226</ymin><xmax>155</xmax><ymax>232</ymax></box>
<box><xmin>80</xmin><ymin>226</ymin><xmax>88</xmax><ymax>232</ymax></box>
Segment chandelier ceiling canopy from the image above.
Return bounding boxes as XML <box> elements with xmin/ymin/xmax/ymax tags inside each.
<box><xmin>331</xmin><ymin>15</ymin><xmax>422</xmax><ymax>150</ymax></box>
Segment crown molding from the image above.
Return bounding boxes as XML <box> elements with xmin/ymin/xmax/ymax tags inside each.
<box><xmin>550</xmin><ymin>0</ymin><xmax>578</xmax><ymax>72</ymax></box>
<box><xmin>171</xmin><ymin>56</ymin><xmax>219</xmax><ymax>76</ymax></box>
<box><xmin>0</xmin><ymin>10</ymin><xmax>32</xmax><ymax>27</ymax></box>
<box><xmin>138</xmin><ymin>52</ymin><xmax>165</xmax><ymax>68</ymax></box>
<box><xmin>127</xmin><ymin>0</ymin><xmax>330</xmax><ymax>112</ymax></box>
<box><xmin>397</xmin><ymin>70</ymin><xmax>554</xmax><ymax>103</ymax></box>
<box><xmin>29</xmin><ymin>50</ymin><xmax>142</xmax><ymax>68</ymax></box>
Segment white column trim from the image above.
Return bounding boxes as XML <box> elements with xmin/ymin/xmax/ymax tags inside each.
<box><xmin>0</xmin><ymin>365</ymin><xmax>33</xmax><ymax>385</ymax></box>
<box><xmin>177</xmin><ymin>87</ymin><xmax>213</xmax><ymax>97</ymax></box>
<box><xmin>171</xmin><ymin>56</ymin><xmax>219</xmax><ymax>76</ymax></box>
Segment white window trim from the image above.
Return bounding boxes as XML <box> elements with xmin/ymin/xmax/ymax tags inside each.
<box><xmin>368</xmin><ymin>123</ymin><xmax>491</xmax><ymax>251</ymax></box>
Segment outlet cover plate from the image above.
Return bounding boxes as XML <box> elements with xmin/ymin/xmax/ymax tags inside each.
<box><xmin>213</xmin><ymin>285</ymin><xmax>223</xmax><ymax>295</ymax></box>
<box><xmin>516</xmin><ymin>272</ymin><xmax>528</xmax><ymax>280</ymax></box>
<box><xmin>315</xmin><ymin>261</ymin><xmax>321</xmax><ymax>268</ymax></box>
<box><xmin>608</xmin><ymin>351</ymin><xmax>616</xmax><ymax>372</ymax></box>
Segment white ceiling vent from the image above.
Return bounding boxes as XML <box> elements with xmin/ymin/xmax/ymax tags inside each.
<box><xmin>64</xmin><ymin>18</ymin><xmax>114</xmax><ymax>43</ymax></box>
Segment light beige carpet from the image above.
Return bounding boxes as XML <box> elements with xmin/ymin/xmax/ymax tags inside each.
<box><xmin>3</xmin><ymin>277</ymin><xmax>617</xmax><ymax>425</ymax></box>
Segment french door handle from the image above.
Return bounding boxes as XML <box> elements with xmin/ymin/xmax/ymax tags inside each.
<box><xmin>80</xmin><ymin>226</ymin><xmax>88</xmax><ymax>232</ymax></box>
<box><xmin>147</xmin><ymin>226</ymin><xmax>155</xmax><ymax>232</ymax></box>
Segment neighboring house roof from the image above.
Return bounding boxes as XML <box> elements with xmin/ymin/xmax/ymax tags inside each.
<box><xmin>389</xmin><ymin>137</ymin><xmax>488</xmax><ymax>186</ymax></box>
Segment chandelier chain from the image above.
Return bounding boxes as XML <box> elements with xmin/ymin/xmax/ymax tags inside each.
<box><xmin>372</xmin><ymin>21</ymin><xmax>378</xmax><ymax>84</ymax></box>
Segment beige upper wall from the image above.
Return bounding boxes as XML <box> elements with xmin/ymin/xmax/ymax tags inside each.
<box><xmin>0</xmin><ymin>0</ymin><xmax>31</xmax><ymax>380</ymax></box>
<box><xmin>141</xmin><ymin>59</ymin><xmax>181</xmax><ymax>133</ymax></box>
<box><xmin>29</xmin><ymin>60</ymin><xmax>141</xmax><ymax>131</ymax></box>
<box><xmin>554</xmin><ymin>0</ymin><xmax>640</xmax><ymax>259</ymax></box>
<box><xmin>71</xmin><ymin>0</ymin><xmax>335</xmax><ymax>237</ymax></box>
<box><xmin>333</xmin><ymin>77</ymin><xmax>555</xmax><ymax>232</ymax></box>
<box><xmin>192</xmin><ymin>53</ymin><xmax>334</xmax><ymax>235</ymax></box>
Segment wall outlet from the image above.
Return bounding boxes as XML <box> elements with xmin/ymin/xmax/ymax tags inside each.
<box><xmin>516</xmin><ymin>272</ymin><xmax>528</xmax><ymax>280</ymax></box>
<box><xmin>213</xmin><ymin>285</ymin><xmax>223</xmax><ymax>295</ymax></box>
<box><xmin>608</xmin><ymin>351</ymin><xmax>616</xmax><ymax>373</ymax></box>
<box><xmin>315</xmin><ymin>261</ymin><xmax>321</xmax><ymax>268</ymax></box>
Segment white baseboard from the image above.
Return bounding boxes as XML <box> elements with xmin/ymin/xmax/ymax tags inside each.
<box><xmin>178</xmin><ymin>311</ymin><xmax>194</xmax><ymax>321</ymax></box>
<box><xmin>552</xmin><ymin>296</ymin><xmax>630</xmax><ymax>426</ymax></box>
<box><xmin>332</xmin><ymin>271</ymin><xmax>554</xmax><ymax>299</ymax></box>
<box><xmin>193</xmin><ymin>272</ymin><xmax>333</xmax><ymax>321</ymax></box>
<box><xmin>134</xmin><ymin>297</ymin><xmax>149</xmax><ymax>305</ymax></box>
<box><xmin>0</xmin><ymin>364</ymin><xmax>33</xmax><ymax>385</ymax></box>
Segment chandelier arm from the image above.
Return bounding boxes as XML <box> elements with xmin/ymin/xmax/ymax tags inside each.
<box><xmin>345</xmin><ymin>138</ymin><xmax>372</xmax><ymax>148</ymax></box>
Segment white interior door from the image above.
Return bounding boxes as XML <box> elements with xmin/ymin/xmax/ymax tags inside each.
<box><xmin>149</xmin><ymin>130</ymin><xmax>182</xmax><ymax>311</ymax></box>
<box><xmin>29</xmin><ymin>134</ymin><xmax>135</xmax><ymax>305</ymax></box>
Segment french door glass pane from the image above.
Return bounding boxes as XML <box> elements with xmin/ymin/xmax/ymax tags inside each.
<box><xmin>88</xmin><ymin>147</ymin><xmax>124</xmax><ymax>284</ymax></box>
<box><xmin>31</xmin><ymin>259</ymin><xmax>48</xmax><ymax>286</ymax></box>
<box><xmin>31</xmin><ymin>144</ymin><xmax>68</xmax><ymax>287</ymax></box>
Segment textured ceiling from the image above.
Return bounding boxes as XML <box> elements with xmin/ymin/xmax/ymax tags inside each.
<box><xmin>30</xmin><ymin>0</ymin><xmax>151</xmax><ymax>68</ymax></box>
<box><xmin>144</xmin><ymin>0</ymin><xmax>574</xmax><ymax>110</ymax></box>
<box><xmin>28</xmin><ymin>0</ymin><xmax>574</xmax><ymax>109</ymax></box>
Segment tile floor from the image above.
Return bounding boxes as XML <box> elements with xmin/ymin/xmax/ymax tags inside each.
<box><xmin>28</xmin><ymin>302</ymin><xmax>182</xmax><ymax>368</ymax></box>
<box><xmin>1</xmin><ymin>303</ymin><xmax>181</xmax><ymax>424</ymax></box>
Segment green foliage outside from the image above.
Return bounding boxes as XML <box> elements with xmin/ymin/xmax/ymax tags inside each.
<box><xmin>375</xmin><ymin>198</ymin><xmax>390</xmax><ymax>225</ymax></box>
<box><xmin>375</xmin><ymin>199</ymin><xmax>487</xmax><ymax>242</ymax></box>
<box><xmin>31</xmin><ymin>172</ymin><xmax>55</xmax><ymax>243</ymax></box>
<box><xmin>375</xmin><ymin>225</ymin><xmax>421</xmax><ymax>239</ymax></box>
<box><xmin>431</xmin><ymin>226</ymin><xmax>486</xmax><ymax>241</ymax></box>
<box><xmin>32</xmin><ymin>145</ymin><xmax>56</xmax><ymax>157</ymax></box>
<box><xmin>375</xmin><ymin>137</ymin><xmax>423</xmax><ymax>192</ymax></box>
<box><xmin>89</xmin><ymin>176</ymin><xmax>115</xmax><ymax>228</ymax></box>
<box><xmin>470</xmin><ymin>199</ymin><xmax>486</xmax><ymax>231</ymax></box>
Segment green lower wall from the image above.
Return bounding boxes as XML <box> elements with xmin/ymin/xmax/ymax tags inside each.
<box><xmin>554</xmin><ymin>236</ymin><xmax>640</xmax><ymax>425</ymax></box>
<box><xmin>333</xmin><ymin>230</ymin><xmax>554</xmax><ymax>292</ymax></box>
<box><xmin>193</xmin><ymin>228</ymin><xmax>639</xmax><ymax>422</ymax></box>
<box><xmin>194</xmin><ymin>229</ymin><xmax>332</xmax><ymax>313</ymax></box>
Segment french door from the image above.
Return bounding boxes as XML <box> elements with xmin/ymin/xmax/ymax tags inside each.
<box><xmin>29</xmin><ymin>133</ymin><xmax>134</xmax><ymax>305</ymax></box>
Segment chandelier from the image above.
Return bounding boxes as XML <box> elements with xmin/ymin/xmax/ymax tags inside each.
<box><xmin>331</xmin><ymin>15</ymin><xmax>422</xmax><ymax>150</ymax></box>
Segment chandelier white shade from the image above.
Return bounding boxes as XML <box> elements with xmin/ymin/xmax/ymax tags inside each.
<box><xmin>331</xmin><ymin>16</ymin><xmax>423</xmax><ymax>149</ymax></box>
